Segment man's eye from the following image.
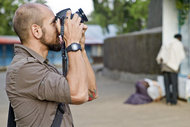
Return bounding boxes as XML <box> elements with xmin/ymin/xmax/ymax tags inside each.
<box><xmin>52</xmin><ymin>19</ymin><xmax>57</xmax><ymax>24</ymax></box>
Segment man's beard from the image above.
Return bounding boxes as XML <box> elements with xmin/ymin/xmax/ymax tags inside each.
<box><xmin>40</xmin><ymin>30</ymin><xmax>62</xmax><ymax>52</ymax></box>
<box><xmin>46</xmin><ymin>42</ymin><xmax>62</xmax><ymax>52</ymax></box>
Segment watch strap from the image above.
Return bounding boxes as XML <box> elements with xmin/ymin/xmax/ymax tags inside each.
<box><xmin>66</xmin><ymin>43</ymin><xmax>82</xmax><ymax>52</ymax></box>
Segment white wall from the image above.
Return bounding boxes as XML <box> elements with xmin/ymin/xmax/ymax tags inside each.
<box><xmin>162</xmin><ymin>0</ymin><xmax>178</xmax><ymax>45</ymax></box>
<box><xmin>162</xmin><ymin>0</ymin><xmax>190</xmax><ymax>75</ymax></box>
<box><xmin>180</xmin><ymin>11</ymin><xmax>190</xmax><ymax>75</ymax></box>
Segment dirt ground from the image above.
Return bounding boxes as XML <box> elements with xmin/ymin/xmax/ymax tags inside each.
<box><xmin>1</xmin><ymin>69</ymin><xmax>190</xmax><ymax>127</ymax></box>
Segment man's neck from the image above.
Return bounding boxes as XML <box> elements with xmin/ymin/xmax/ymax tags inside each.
<box><xmin>23</xmin><ymin>41</ymin><xmax>48</xmax><ymax>59</ymax></box>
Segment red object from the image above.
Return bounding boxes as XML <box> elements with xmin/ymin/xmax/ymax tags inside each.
<box><xmin>0</xmin><ymin>36</ymin><xmax>20</xmax><ymax>44</ymax></box>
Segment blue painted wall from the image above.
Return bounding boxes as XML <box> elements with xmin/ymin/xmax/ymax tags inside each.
<box><xmin>0</xmin><ymin>44</ymin><xmax>93</xmax><ymax>66</ymax></box>
<box><xmin>48</xmin><ymin>45</ymin><xmax>92</xmax><ymax>65</ymax></box>
<box><xmin>0</xmin><ymin>44</ymin><xmax>14</xmax><ymax>66</ymax></box>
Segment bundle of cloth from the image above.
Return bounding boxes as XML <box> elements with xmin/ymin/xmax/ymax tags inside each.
<box><xmin>125</xmin><ymin>78</ymin><xmax>165</xmax><ymax>105</ymax></box>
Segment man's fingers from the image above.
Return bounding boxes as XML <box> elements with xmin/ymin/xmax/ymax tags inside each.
<box><xmin>83</xmin><ymin>24</ymin><xmax>88</xmax><ymax>32</ymax></box>
<box><xmin>80</xmin><ymin>23</ymin><xmax>84</xmax><ymax>28</ymax></box>
<box><xmin>79</xmin><ymin>23</ymin><xmax>84</xmax><ymax>32</ymax></box>
<box><xmin>56</xmin><ymin>18</ymin><xmax>61</xmax><ymax>34</ymax></box>
<box><xmin>66</xmin><ymin>10</ymin><xmax>72</xmax><ymax>20</ymax></box>
<box><xmin>72</xmin><ymin>13</ymin><xmax>79</xmax><ymax>21</ymax></box>
<box><xmin>73</xmin><ymin>14</ymin><xmax>82</xmax><ymax>25</ymax></box>
<box><xmin>77</xmin><ymin>17</ymin><xmax>82</xmax><ymax>24</ymax></box>
<box><xmin>80</xmin><ymin>24</ymin><xmax>88</xmax><ymax>34</ymax></box>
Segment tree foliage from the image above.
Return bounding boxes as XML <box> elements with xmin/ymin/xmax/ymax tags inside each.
<box><xmin>89</xmin><ymin>0</ymin><xmax>150</xmax><ymax>34</ymax></box>
<box><xmin>176</xmin><ymin>0</ymin><xmax>190</xmax><ymax>26</ymax></box>
<box><xmin>0</xmin><ymin>0</ymin><xmax>46</xmax><ymax>35</ymax></box>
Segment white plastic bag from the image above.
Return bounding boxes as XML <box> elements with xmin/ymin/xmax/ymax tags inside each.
<box><xmin>185</xmin><ymin>79</ymin><xmax>190</xmax><ymax>102</ymax></box>
<box><xmin>157</xmin><ymin>75</ymin><xmax>166</xmax><ymax>96</ymax></box>
<box><xmin>178</xmin><ymin>75</ymin><xmax>187</xmax><ymax>99</ymax></box>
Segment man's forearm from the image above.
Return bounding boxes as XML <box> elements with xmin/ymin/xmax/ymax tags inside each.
<box><xmin>66</xmin><ymin>51</ymin><xmax>89</xmax><ymax>104</ymax></box>
<box><xmin>81</xmin><ymin>50</ymin><xmax>97</xmax><ymax>100</ymax></box>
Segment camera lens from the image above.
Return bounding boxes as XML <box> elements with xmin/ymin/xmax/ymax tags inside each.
<box><xmin>78</xmin><ymin>8</ymin><xmax>88</xmax><ymax>23</ymax></box>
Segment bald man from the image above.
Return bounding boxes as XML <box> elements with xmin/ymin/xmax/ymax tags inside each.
<box><xmin>6</xmin><ymin>3</ymin><xmax>97</xmax><ymax>127</ymax></box>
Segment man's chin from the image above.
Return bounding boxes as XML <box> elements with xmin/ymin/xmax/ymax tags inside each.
<box><xmin>48</xmin><ymin>43</ymin><xmax>62</xmax><ymax>52</ymax></box>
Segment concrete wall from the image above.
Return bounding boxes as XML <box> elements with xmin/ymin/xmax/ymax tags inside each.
<box><xmin>162</xmin><ymin>0</ymin><xmax>178</xmax><ymax>45</ymax></box>
<box><xmin>104</xmin><ymin>27</ymin><xmax>162</xmax><ymax>74</ymax></box>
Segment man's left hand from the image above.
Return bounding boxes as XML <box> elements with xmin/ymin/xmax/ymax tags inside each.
<box><xmin>80</xmin><ymin>24</ymin><xmax>88</xmax><ymax>51</ymax></box>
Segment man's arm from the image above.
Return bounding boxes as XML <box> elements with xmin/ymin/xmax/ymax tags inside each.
<box><xmin>80</xmin><ymin>25</ymin><xmax>98</xmax><ymax>101</ymax></box>
<box><xmin>57</xmin><ymin>11</ymin><xmax>89</xmax><ymax>104</ymax></box>
<box><xmin>81</xmin><ymin>50</ymin><xmax>97</xmax><ymax>101</ymax></box>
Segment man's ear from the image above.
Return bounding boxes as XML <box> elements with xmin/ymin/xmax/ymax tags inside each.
<box><xmin>31</xmin><ymin>24</ymin><xmax>43</xmax><ymax>39</ymax></box>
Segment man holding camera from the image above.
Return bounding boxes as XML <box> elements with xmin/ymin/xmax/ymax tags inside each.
<box><xmin>6</xmin><ymin>3</ymin><xmax>97</xmax><ymax>127</ymax></box>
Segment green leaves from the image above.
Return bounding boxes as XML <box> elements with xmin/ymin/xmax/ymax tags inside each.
<box><xmin>176</xmin><ymin>0</ymin><xmax>190</xmax><ymax>26</ymax></box>
<box><xmin>0</xmin><ymin>0</ymin><xmax>46</xmax><ymax>35</ymax></box>
<box><xmin>0</xmin><ymin>0</ymin><xmax>18</xmax><ymax>35</ymax></box>
<box><xmin>90</xmin><ymin>0</ymin><xmax>150</xmax><ymax>34</ymax></box>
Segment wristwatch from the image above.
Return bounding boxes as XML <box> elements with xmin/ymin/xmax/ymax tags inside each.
<box><xmin>66</xmin><ymin>43</ymin><xmax>82</xmax><ymax>52</ymax></box>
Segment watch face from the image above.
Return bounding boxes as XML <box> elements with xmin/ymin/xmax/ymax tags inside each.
<box><xmin>67</xmin><ymin>43</ymin><xmax>81</xmax><ymax>52</ymax></box>
<box><xmin>72</xmin><ymin>44</ymin><xmax>78</xmax><ymax>50</ymax></box>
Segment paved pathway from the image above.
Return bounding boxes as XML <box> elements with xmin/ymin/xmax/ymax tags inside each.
<box><xmin>1</xmin><ymin>69</ymin><xmax>190</xmax><ymax>127</ymax></box>
<box><xmin>0</xmin><ymin>72</ymin><xmax>9</xmax><ymax>126</ymax></box>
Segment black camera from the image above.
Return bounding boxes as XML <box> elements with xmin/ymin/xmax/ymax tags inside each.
<box><xmin>55</xmin><ymin>8</ymin><xmax>88</xmax><ymax>36</ymax></box>
<box><xmin>55</xmin><ymin>8</ymin><xmax>88</xmax><ymax>23</ymax></box>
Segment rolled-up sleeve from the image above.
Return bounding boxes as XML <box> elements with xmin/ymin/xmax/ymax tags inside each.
<box><xmin>16</xmin><ymin>61</ymin><xmax>71</xmax><ymax>104</ymax></box>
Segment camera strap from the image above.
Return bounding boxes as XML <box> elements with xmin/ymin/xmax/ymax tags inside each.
<box><xmin>51</xmin><ymin>17</ymin><xmax>67</xmax><ymax>127</ymax></box>
<box><xmin>7</xmin><ymin>103</ymin><xmax>16</xmax><ymax>127</ymax></box>
<box><xmin>60</xmin><ymin>18</ymin><xmax>68</xmax><ymax>77</ymax></box>
<box><xmin>7</xmin><ymin>102</ymin><xmax>65</xmax><ymax>127</ymax></box>
<box><xmin>62</xmin><ymin>42</ymin><xmax>67</xmax><ymax>77</ymax></box>
<box><xmin>51</xmin><ymin>103</ymin><xmax>65</xmax><ymax>127</ymax></box>
<box><xmin>60</xmin><ymin>25</ymin><xmax>64</xmax><ymax>38</ymax></box>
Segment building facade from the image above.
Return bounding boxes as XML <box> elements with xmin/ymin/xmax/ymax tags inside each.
<box><xmin>0</xmin><ymin>25</ymin><xmax>117</xmax><ymax>67</ymax></box>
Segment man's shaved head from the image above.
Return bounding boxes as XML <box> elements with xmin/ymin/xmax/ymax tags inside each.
<box><xmin>13</xmin><ymin>3</ymin><xmax>48</xmax><ymax>43</ymax></box>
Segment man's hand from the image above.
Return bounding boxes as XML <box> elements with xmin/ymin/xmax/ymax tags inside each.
<box><xmin>79</xmin><ymin>24</ymin><xmax>88</xmax><ymax>51</ymax></box>
<box><xmin>56</xmin><ymin>18</ymin><xmax>61</xmax><ymax>34</ymax></box>
<box><xmin>56</xmin><ymin>11</ymin><xmax>85</xmax><ymax>47</ymax></box>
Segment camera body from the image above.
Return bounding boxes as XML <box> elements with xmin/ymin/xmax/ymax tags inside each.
<box><xmin>56</xmin><ymin>8</ymin><xmax>88</xmax><ymax>23</ymax></box>
<box><xmin>55</xmin><ymin>8</ymin><xmax>88</xmax><ymax>36</ymax></box>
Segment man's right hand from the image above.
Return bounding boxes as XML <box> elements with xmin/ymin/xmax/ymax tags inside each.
<box><xmin>63</xmin><ymin>11</ymin><xmax>84</xmax><ymax>47</ymax></box>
